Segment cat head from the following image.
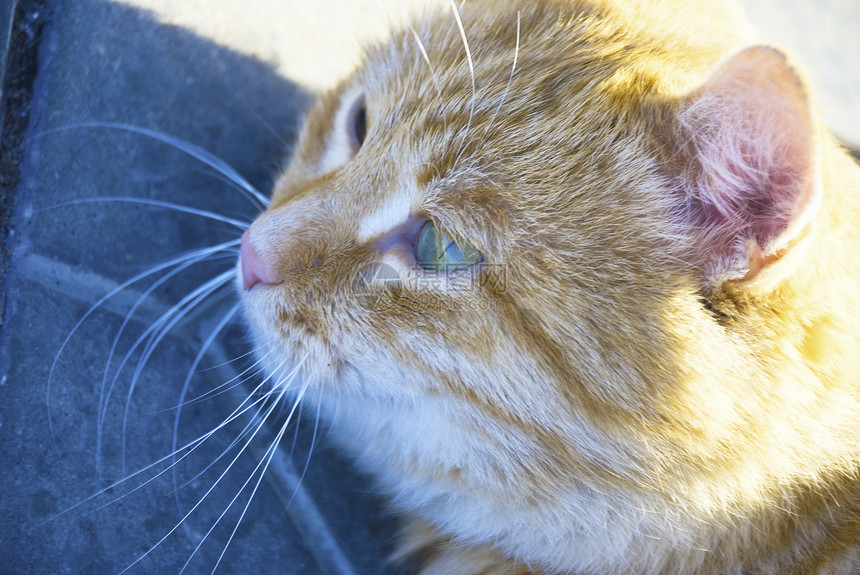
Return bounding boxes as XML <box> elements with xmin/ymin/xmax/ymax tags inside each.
<box><xmin>239</xmin><ymin>0</ymin><xmax>823</xmax><ymax>495</ymax></box>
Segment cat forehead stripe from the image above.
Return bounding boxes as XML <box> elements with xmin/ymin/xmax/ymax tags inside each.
<box><xmin>358</xmin><ymin>192</ymin><xmax>413</xmax><ymax>241</ymax></box>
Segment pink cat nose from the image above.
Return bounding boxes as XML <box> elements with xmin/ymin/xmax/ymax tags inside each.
<box><xmin>240</xmin><ymin>229</ymin><xmax>278</xmax><ymax>289</ymax></box>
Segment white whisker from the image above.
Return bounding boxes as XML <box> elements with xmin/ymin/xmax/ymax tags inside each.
<box><xmin>249</xmin><ymin>108</ymin><xmax>293</xmax><ymax>152</ymax></box>
<box><xmin>171</xmin><ymin>347</ymin><xmax>276</xmax><ymax>409</ymax></box>
<box><xmin>96</xmin><ymin>242</ymin><xmax>239</xmax><ymax>477</ymax></box>
<box><xmin>172</xmin><ymin>301</ymin><xmax>243</xmax><ymax>446</ymax></box>
<box><xmin>449</xmin><ymin>0</ymin><xmax>476</xmax><ymax>168</ymax></box>
<box><xmin>121</xmin><ymin>358</ymin><xmax>307</xmax><ymax>574</ymax></box>
<box><xmin>193</xmin><ymin>346</ymin><xmax>265</xmax><ymax>376</ymax></box>
<box><xmin>171</xmin><ymin>363</ymin><xmax>291</xmax><ymax>497</ymax></box>
<box><xmin>409</xmin><ymin>25</ymin><xmax>434</xmax><ymax>72</ymax></box>
<box><xmin>48</xmin><ymin>239</ymin><xmax>241</xmax><ymax>447</ymax></box>
<box><xmin>285</xmin><ymin>395</ymin><xmax>305</xmax><ymax>459</ymax></box>
<box><xmin>117</xmin><ymin>269</ymin><xmax>237</xmax><ymax>472</ymax></box>
<box><xmin>43</xmin><ymin>197</ymin><xmax>251</xmax><ymax>230</ymax></box>
<box><xmin>169</xmin><ymin>302</ymin><xmax>243</xmax><ymax>501</ymax></box>
<box><xmin>484</xmin><ymin>11</ymin><xmax>520</xmax><ymax>139</ymax></box>
<box><xmin>201</xmin><ymin>373</ymin><xmax>309</xmax><ymax>574</ymax></box>
<box><xmin>172</xmin><ymin>357</ymin><xmax>302</xmax><ymax>494</ymax></box>
<box><xmin>42</xmin><ymin>368</ymin><xmax>283</xmax><ymax>526</ymax></box>
<box><xmin>409</xmin><ymin>25</ymin><xmax>448</xmax><ymax>133</ymax></box>
<box><xmin>36</xmin><ymin>122</ymin><xmax>269</xmax><ymax>208</ymax></box>
<box><xmin>286</xmin><ymin>402</ymin><xmax>320</xmax><ymax>509</ymax></box>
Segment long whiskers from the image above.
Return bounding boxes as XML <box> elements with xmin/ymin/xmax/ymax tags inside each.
<box><xmin>93</xmin><ymin>241</ymin><xmax>239</xmax><ymax>477</ymax></box>
<box><xmin>48</xmin><ymin>239</ymin><xmax>241</xmax><ymax>447</ymax></box>
<box><xmin>172</xmin><ymin>300</ymin><xmax>243</xmax><ymax>450</ymax></box>
<box><xmin>170</xmin><ymin>302</ymin><xmax>244</xmax><ymax>506</ymax></box>
<box><xmin>172</xmin><ymin>347</ymin><xmax>275</xmax><ymax>409</ymax></box>
<box><xmin>40</xmin><ymin>119</ymin><xmax>327</xmax><ymax>572</ymax></box>
<box><xmin>172</xmin><ymin>354</ymin><xmax>297</xmax><ymax>496</ymax></box>
<box><xmin>42</xmin><ymin>358</ymin><xmax>290</xmax><ymax>525</ymax></box>
<box><xmin>35</xmin><ymin>122</ymin><xmax>270</xmax><ymax>209</ymax></box>
<box><xmin>43</xmin><ymin>197</ymin><xmax>252</xmax><ymax>230</ymax></box>
<box><xmin>289</xmin><ymin>402</ymin><xmax>320</xmax><ymax>508</ymax></box>
<box><xmin>194</xmin><ymin>366</ymin><xmax>310</xmax><ymax>575</ymax></box>
<box><xmin>170</xmin><ymin>355</ymin><xmax>301</xmax><ymax>497</ymax></box>
<box><xmin>116</xmin><ymin>269</ymin><xmax>238</xmax><ymax>473</ymax></box>
<box><xmin>119</xmin><ymin>357</ymin><xmax>307</xmax><ymax>575</ymax></box>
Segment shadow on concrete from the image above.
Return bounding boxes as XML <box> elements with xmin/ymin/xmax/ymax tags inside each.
<box><xmin>0</xmin><ymin>1</ymin><xmax>398</xmax><ymax>573</ymax></box>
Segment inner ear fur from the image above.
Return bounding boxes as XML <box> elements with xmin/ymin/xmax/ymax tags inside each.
<box><xmin>675</xmin><ymin>45</ymin><xmax>822</xmax><ymax>286</ymax></box>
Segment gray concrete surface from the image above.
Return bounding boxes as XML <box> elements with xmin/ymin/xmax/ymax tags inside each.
<box><xmin>0</xmin><ymin>0</ymin><xmax>18</xmax><ymax>141</ymax></box>
<box><xmin>741</xmin><ymin>0</ymin><xmax>860</xmax><ymax>149</ymax></box>
<box><xmin>0</xmin><ymin>1</ymin><xmax>396</xmax><ymax>573</ymax></box>
<box><xmin>0</xmin><ymin>1</ymin><xmax>858</xmax><ymax>575</ymax></box>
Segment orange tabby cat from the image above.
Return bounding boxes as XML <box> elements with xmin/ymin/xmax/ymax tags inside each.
<box><xmin>239</xmin><ymin>0</ymin><xmax>860</xmax><ymax>572</ymax></box>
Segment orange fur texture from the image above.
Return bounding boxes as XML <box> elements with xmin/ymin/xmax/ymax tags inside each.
<box><xmin>239</xmin><ymin>0</ymin><xmax>860</xmax><ymax>572</ymax></box>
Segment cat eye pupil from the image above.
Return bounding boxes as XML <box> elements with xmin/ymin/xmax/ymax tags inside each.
<box><xmin>415</xmin><ymin>221</ymin><xmax>482</xmax><ymax>272</ymax></box>
<box><xmin>354</xmin><ymin>103</ymin><xmax>366</xmax><ymax>145</ymax></box>
<box><xmin>349</xmin><ymin>96</ymin><xmax>367</xmax><ymax>151</ymax></box>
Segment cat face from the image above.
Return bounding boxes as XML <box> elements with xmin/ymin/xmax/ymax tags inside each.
<box><xmin>240</xmin><ymin>1</ymin><xmax>699</xmax><ymax>475</ymax></box>
<box><xmin>239</xmin><ymin>0</ymin><xmax>849</xmax><ymax>570</ymax></box>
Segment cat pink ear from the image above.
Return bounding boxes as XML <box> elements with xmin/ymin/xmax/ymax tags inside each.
<box><xmin>678</xmin><ymin>46</ymin><xmax>821</xmax><ymax>283</ymax></box>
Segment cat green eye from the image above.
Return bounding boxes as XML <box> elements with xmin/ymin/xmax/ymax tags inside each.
<box><xmin>415</xmin><ymin>221</ymin><xmax>482</xmax><ymax>271</ymax></box>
